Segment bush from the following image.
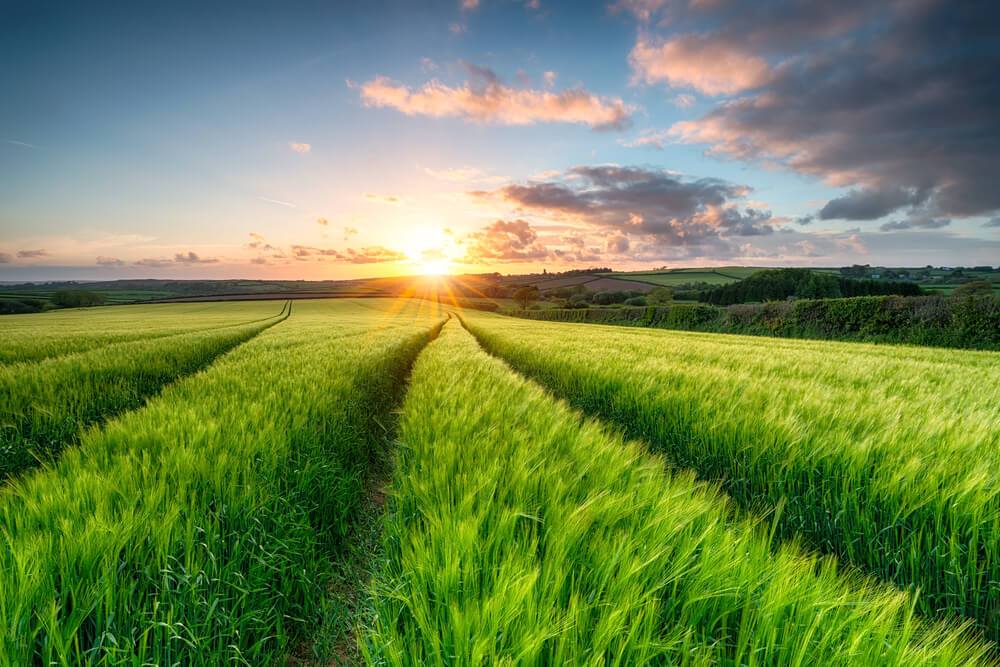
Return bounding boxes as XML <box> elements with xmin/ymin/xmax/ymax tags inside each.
<box><xmin>515</xmin><ymin>295</ymin><xmax>1000</xmax><ymax>350</ymax></box>
<box><xmin>0</xmin><ymin>299</ymin><xmax>43</xmax><ymax>315</ymax></box>
<box><xmin>953</xmin><ymin>281</ymin><xmax>995</xmax><ymax>298</ymax></box>
<box><xmin>592</xmin><ymin>290</ymin><xmax>629</xmax><ymax>305</ymax></box>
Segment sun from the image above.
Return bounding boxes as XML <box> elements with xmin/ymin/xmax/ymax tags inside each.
<box><xmin>419</xmin><ymin>258</ymin><xmax>450</xmax><ymax>275</ymax></box>
<box><xmin>400</xmin><ymin>227</ymin><xmax>456</xmax><ymax>276</ymax></box>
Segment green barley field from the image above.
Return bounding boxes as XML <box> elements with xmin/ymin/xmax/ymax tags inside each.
<box><xmin>1</xmin><ymin>297</ymin><xmax>998</xmax><ymax>665</ymax></box>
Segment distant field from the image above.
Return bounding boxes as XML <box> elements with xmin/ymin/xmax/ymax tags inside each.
<box><xmin>607</xmin><ymin>270</ymin><xmax>746</xmax><ymax>286</ymax></box>
<box><xmin>510</xmin><ymin>274</ymin><xmax>662</xmax><ymax>292</ymax></box>
<box><xmin>924</xmin><ymin>283</ymin><xmax>1000</xmax><ymax>295</ymax></box>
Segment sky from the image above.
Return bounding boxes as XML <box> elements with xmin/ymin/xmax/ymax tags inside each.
<box><xmin>1</xmin><ymin>0</ymin><xmax>999</xmax><ymax>281</ymax></box>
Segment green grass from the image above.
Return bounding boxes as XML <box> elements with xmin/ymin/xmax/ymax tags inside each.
<box><xmin>464</xmin><ymin>312</ymin><xmax>1000</xmax><ymax>642</ymax></box>
<box><xmin>0</xmin><ymin>304</ymin><xmax>290</xmax><ymax>481</ymax></box>
<box><xmin>361</xmin><ymin>319</ymin><xmax>989</xmax><ymax>665</ymax></box>
<box><xmin>924</xmin><ymin>284</ymin><xmax>1000</xmax><ymax>296</ymax></box>
<box><xmin>606</xmin><ymin>270</ymin><xmax>744</xmax><ymax>286</ymax></box>
<box><xmin>0</xmin><ymin>300</ymin><xmax>287</xmax><ymax>364</ymax></box>
<box><xmin>0</xmin><ymin>299</ymin><xmax>444</xmax><ymax>665</ymax></box>
<box><xmin>2</xmin><ymin>296</ymin><xmax>997</xmax><ymax>662</ymax></box>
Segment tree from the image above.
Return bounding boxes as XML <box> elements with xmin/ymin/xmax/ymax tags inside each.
<box><xmin>51</xmin><ymin>290</ymin><xmax>106</xmax><ymax>308</ymax></box>
<box><xmin>647</xmin><ymin>287</ymin><xmax>673</xmax><ymax>305</ymax></box>
<box><xmin>513</xmin><ymin>286</ymin><xmax>540</xmax><ymax>309</ymax></box>
<box><xmin>953</xmin><ymin>281</ymin><xmax>995</xmax><ymax>298</ymax></box>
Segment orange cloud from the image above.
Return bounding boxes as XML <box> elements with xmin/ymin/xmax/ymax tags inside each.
<box><xmin>359</xmin><ymin>66</ymin><xmax>633</xmax><ymax>130</ymax></box>
<box><xmin>289</xmin><ymin>142</ymin><xmax>311</xmax><ymax>154</ymax></box>
<box><xmin>630</xmin><ymin>36</ymin><xmax>771</xmax><ymax>95</ymax></box>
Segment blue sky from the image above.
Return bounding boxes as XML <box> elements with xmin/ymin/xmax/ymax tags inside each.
<box><xmin>2</xmin><ymin>0</ymin><xmax>998</xmax><ymax>280</ymax></box>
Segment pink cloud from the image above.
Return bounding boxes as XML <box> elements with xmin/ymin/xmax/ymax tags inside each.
<box><xmin>630</xmin><ymin>36</ymin><xmax>771</xmax><ymax>95</ymax></box>
<box><xmin>359</xmin><ymin>66</ymin><xmax>632</xmax><ymax>130</ymax></box>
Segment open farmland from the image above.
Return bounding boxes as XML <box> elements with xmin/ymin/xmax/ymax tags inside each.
<box><xmin>0</xmin><ymin>300</ymin><xmax>288</xmax><ymax>364</ymax></box>
<box><xmin>1</xmin><ymin>297</ymin><xmax>998</xmax><ymax>663</ymax></box>
<box><xmin>464</xmin><ymin>311</ymin><xmax>1000</xmax><ymax>643</ymax></box>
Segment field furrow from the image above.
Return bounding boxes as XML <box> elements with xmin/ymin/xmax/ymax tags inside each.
<box><xmin>0</xmin><ymin>300</ymin><xmax>289</xmax><ymax>365</ymax></box>
<box><xmin>0</xmin><ymin>300</ymin><xmax>444</xmax><ymax>665</ymax></box>
<box><xmin>462</xmin><ymin>311</ymin><xmax>1000</xmax><ymax>641</ymax></box>
<box><xmin>362</xmin><ymin>319</ymin><xmax>991</xmax><ymax>665</ymax></box>
<box><xmin>0</xmin><ymin>304</ymin><xmax>290</xmax><ymax>481</ymax></box>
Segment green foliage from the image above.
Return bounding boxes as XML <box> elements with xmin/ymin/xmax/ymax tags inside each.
<box><xmin>0</xmin><ymin>299</ymin><xmax>445</xmax><ymax>664</ymax></box>
<box><xmin>363</xmin><ymin>319</ymin><xmax>989</xmax><ymax>665</ymax></box>
<box><xmin>701</xmin><ymin>268</ymin><xmax>922</xmax><ymax>305</ymax></box>
<box><xmin>50</xmin><ymin>289</ymin><xmax>107</xmax><ymax>308</ymax></box>
<box><xmin>465</xmin><ymin>311</ymin><xmax>1000</xmax><ymax>642</ymax></box>
<box><xmin>953</xmin><ymin>280</ymin><xmax>996</xmax><ymax>298</ymax></box>
<box><xmin>0</xmin><ymin>305</ymin><xmax>289</xmax><ymax>481</ymax></box>
<box><xmin>517</xmin><ymin>294</ymin><xmax>1000</xmax><ymax>350</ymax></box>
<box><xmin>647</xmin><ymin>286</ymin><xmax>673</xmax><ymax>305</ymax></box>
<box><xmin>0</xmin><ymin>299</ymin><xmax>43</xmax><ymax>315</ymax></box>
<box><xmin>0</xmin><ymin>300</ymin><xmax>287</xmax><ymax>364</ymax></box>
<box><xmin>512</xmin><ymin>286</ymin><xmax>540</xmax><ymax>309</ymax></box>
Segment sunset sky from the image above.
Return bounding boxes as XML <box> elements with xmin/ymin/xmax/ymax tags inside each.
<box><xmin>2</xmin><ymin>0</ymin><xmax>998</xmax><ymax>280</ymax></box>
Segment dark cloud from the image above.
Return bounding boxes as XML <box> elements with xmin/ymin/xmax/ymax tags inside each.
<box><xmin>795</xmin><ymin>215</ymin><xmax>815</xmax><ymax>225</ymax></box>
<box><xmin>471</xmin><ymin>165</ymin><xmax>771</xmax><ymax>250</ymax></box>
<box><xmin>663</xmin><ymin>0</ymin><xmax>1000</xmax><ymax>222</ymax></box>
<box><xmin>461</xmin><ymin>219</ymin><xmax>550</xmax><ymax>262</ymax></box>
<box><xmin>96</xmin><ymin>256</ymin><xmax>125</xmax><ymax>267</ymax></box>
<box><xmin>879</xmin><ymin>217</ymin><xmax>951</xmax><ymax>232</ymax></box>
<box><xmin>984</xmin><ymin>217</ymin><xmax>1000</xmax><ymax>228</ymax></box>
<box><xmin>174</xmin><ymin>251</ymin><xmax>219</xmax><ymax>264</ymax></box>
<box><xmin>16</xmin><ymin>249</ymin><xmax>47</xmax><ymax>258</ymax></box>
<box><xmin>0</xmin><ymin>252</ymin><xmax>11</xmax><ymax>263</ymax></box>
<box><xmin>819</xmin><ymin>188</ymin><xmax>928</xmax><ymax>221</ymax></box>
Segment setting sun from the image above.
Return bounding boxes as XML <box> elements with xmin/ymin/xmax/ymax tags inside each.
<box><xmin>418</xmin><ymin>258</ymin><xmax>450</xmax><ymax>275</ymax></box>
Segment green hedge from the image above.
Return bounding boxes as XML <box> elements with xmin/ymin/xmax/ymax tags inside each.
<box><xmin>513</xmin><ymin>295</ymin><xmax>1000</xmax><ymax>350</ymax></box>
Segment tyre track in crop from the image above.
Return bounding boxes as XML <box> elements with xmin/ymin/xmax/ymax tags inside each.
<box><xmin>457</xmin><ymin>312</ymin><xmax>1000</xmax><ymax>647</ymax></box>
<box><xmin>291</xmin><ymin>314</ymin><xmax>449</xmax><ymax>667</ymax></box>
<box><xmin>0</xmin><ymin>301</ymin><xmax>292</xmax><ymax>483</ymax></box>
<box><xmin>360</xmin><ymin>317</ymin><xmax>995</xmax><ymax>665</ymax></box>
<box><xmin>0</xmin><ymin>301</ymin><xmax>291</xmax><ymax>367</ymax></box>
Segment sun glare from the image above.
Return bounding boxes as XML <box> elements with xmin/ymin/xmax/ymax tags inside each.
<box><xmin>402</xmin><ymin>227</ymin><xmax>455</xmax><ymax>276</ymax></box>
<box><xmin>419</xmin><ymin>258</ymin><xmax>450</xmax><ymax>275</ymax></box>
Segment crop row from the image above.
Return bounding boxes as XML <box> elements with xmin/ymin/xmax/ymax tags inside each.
<box><xmin>362</xmin><ymin>320</ymin><xmax>988</xmax><ymax>664</ymax></box>
<box><xmin>0</xmin><ymin>300</ymin><xmax>287</xmax><ymax>364</ymax></box>
<box><xmin>0</xmin><ymin>305</ymin><xmax>290</xmax><ymax>481</ymax></box>
<box><xmin>0</xmin><ymin>300</ymin><xmax>444</xmax><ymax>664</ymax></box>
<box><xmin>463</xmin><ymin>311</ymin><xmax>1000</xmax><ymax>641</ymax></box>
